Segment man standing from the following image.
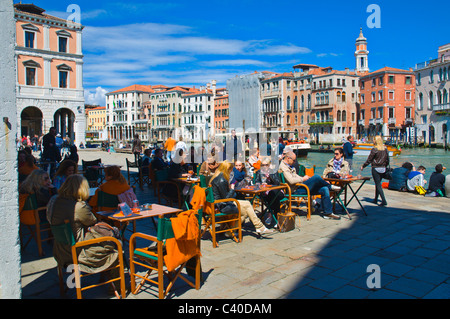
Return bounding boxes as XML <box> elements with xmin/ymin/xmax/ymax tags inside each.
<box><xmin>42</xmin><ymin>127</ymin><xmax>61</xmax><ymax>176</ymax></box>
<box><xmin>164</xmin><ymin>134</ymin><xmax>177</xmax><ymax>162</ymax></box>
<box><xmin>132</xmin><ymin>134</ymin><xmax>142</xmax><ymax>162</ymax></box>
<box><xmin>225</xmin><ymin>129</ymin><xmax>243</xmax><ymax>162</ymax></box>
<box><xmin>343</xmin><ymin>135</ymin><xmax>356</xmax><ymax>170</ymax></box>
<box><xmin>279</xmin><ymin>151</ymin><xmax>341</xmax><ymax>220</ymax></box>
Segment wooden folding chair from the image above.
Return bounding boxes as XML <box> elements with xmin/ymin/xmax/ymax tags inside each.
<box><xmin>279</xmin><ymin>172</ymin><xmax>314</xmax><ymax>221</ymax></box>
<box><xmin>155</xmin><ymin>168</ymin><xmax>182</xmax><ymax>208</ymax></box>
<box><xmin>51</xmin><ymin>220</ymin><xmax>126</xmax><ymax>299</ymax></box>
<box><xmin>82</xmin><ymin>159</ymin><xmax>102</xmax><ymax>187</ymax></box>
<box><xmin>129</xmin><ymin>210</ymin><xmax>202</xmax><ymax>299</ymax></box>
<box><xmin>126</xmin><ymin>158</ymin><xmax>143</xmax><ymax>190</ymax></box>
<box><xmin>19</xmin><ymin>193</ymin><xmax>52</xmax><ymax>257</ymax></box>
<box><xmin>201</xmin><ymin>187</ymin><xmax>242</xmax><ymax>248</ymax></box>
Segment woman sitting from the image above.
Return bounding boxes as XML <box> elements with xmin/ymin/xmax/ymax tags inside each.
<box><xmin>230</xmin><ymin>160</ymin><xmax>250</xmax><ymax>189</ymax></box>
<box><xmin>19</xmin><ymin>169</ymin><xmax>56</xmax><ymax>224</ymax></box>
<box><xmin>322</xmin><ymin>147</ymin><xmax>350</xmax><ymax>179</ymax></box>
<box><xmin>18</xmin><ymin>150</ymin><xmax>38</xmax><ymax>183</ymax></box>
<box><xmin>254</xmin><ymin>158</ymin><xmax>285</xmax><ymax>226</ymax></box>
<box><xmin>198</xmin><ymin>156</ymin><xmax>220</xmax><ymax>177</ymax></box>
<box><xmin>46</xmin><ymin>175</ymin><xmax>120</xmax><ymax>276</ymax></box>
<box><xmin>209</xmin><ymin>161</ymin><xmax>273</xmax><ymax>235</ymax></box>
<box><xmin>52</xmin><ymin>159</ymin><xmax>78</xmax><ymax>190</ymax></box>
<box><xmin>89</xmin><ymin>165</ymin><xmax>133</xmax><ymax>212</ymax></box>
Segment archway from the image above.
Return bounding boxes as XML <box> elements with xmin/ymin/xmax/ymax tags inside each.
<box><xmin>21</xmin><ymin>106</ymin><xmax>43</xmax><ymax>138</ymax></box>
<box><xmin>54</xmin><ymin>108</ymin><xmax>75</xmax><ymax>142</ymax></box>
<box><xmin>443</xmin><ymin>124</ymin><xmax>448</xmax><ymax>150</ymax></box>
<box><xmin>429</xmin><ymin>125</ymin><xmax>435</xmax><ymax>144</ymax></box>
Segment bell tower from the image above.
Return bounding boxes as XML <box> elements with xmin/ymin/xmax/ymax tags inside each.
<box><xmin>355</xmin><ymin>28</ymin><xmax>369</xmax><ymax>73</ymax></box>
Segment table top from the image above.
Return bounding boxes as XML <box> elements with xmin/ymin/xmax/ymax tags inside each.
<box><xmin>324</xmin><ymin>176</ymin><xmax>371</xmax><ymax>184</ymax></box>
<box><xmin>172</xmin><ymin>177</ymin><xmax>200</xmax><ymax>184</ymax></box>
<box><xmin>95</xmin><ymin>204</ymin><xmax>182</xmax><ymax>222</ymax></box>
<box><xmin>235</xmin><ymin>184</ymin><xmax>287</xmax><ymax>195</ymax></box>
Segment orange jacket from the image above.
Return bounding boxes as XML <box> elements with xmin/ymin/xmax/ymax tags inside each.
<box><xmin>164</xmin><ymin>209</ymin><xmax>201</xmax><ymax>272</ymax></box>
<box><xmin>164</xmin><ymin>138</ymin><xmax>176</xmax><ymax>152</ymax></box>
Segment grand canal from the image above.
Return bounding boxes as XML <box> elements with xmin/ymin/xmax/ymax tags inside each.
<box><xmin>299</xmin><ymin>147</ymin><xmax>449</xmax><ymax>183</ymax></box>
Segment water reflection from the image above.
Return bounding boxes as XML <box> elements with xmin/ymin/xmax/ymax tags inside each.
<box><xmin>299</xmin><ymin>148</ymin><xmax>449</xmax><ymax>183</ymax></box>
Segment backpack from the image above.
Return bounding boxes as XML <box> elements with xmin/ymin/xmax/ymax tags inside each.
<box><xmin>415</xmin><ymin>185</ymin><xmax>426</xmax><ymax>195</ymax></box>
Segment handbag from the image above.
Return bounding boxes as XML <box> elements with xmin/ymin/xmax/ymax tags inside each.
<box><xmin>384</xmin><ymin>166</ymin><xmax>393</xmax><ymax>180</ymax></box>
<box><xmin>277</xmin><ymin>211</ymin><xmax>296</xmax><ymax>233</ymax></box>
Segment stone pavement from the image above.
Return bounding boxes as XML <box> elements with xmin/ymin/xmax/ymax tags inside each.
<box><xmin>20</xmin><ymin>149</ymin><xmax>450</xmax><ymax>299</ymax></box>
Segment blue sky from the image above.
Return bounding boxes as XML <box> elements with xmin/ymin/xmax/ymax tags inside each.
<box><xmin>17</xmin><ymin>0</ymin><xmax>450</xmax><ymax>105</ymax></box>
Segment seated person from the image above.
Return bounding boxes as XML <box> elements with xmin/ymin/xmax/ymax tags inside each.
<box><xmin>388</xmin><ymin>162</ymin><xmax>413</xmax><ymax>191</ymax></box>
<box><xmin>198</xmin><ymin>156</ymin><xmax>220</xmax><ymax>176</ymax></box>
<box><xmin>407</xmin><ymin>165</ymin><xmax>427</xmax><ymax>193</ymax></box>
<box><xmin>151</xmin><ymin>148</ymin><xmax>168</xmax><ymax>171</ymax></box>
<box><xmin>19</xmin><ymin>169</ymin><xmax>56</xmax><ymax>208</ymax></box>
<box><xmin>89</xmin><ymin>165</ymin><xmax>132</xmax><ymax>212</ymax></box>
<box><xmin>52</xmin><ymin>159</ymin><xmax>77</xmax><ymax>190</ymax></box>
<box><xmin>322</xmin><ymin>147</ymin><xmax>350</xmax><ymax>179</ymax></box>
<box><xmin>46</xmin><ymin>174</ymin><xmax>120</xmax><ymax>277</ymax></box>
<box><xmin>18</xmin><ymin>150</ymin><xmax>38</xmax><ymax>183</ymax></box>
<box><xmin>254</xmin><ymin>158</ymin><xmax>285</xmax><ymax>226</ymax></box>
<box><xmin>141</xmin><ymin>148</ymin><xmax>152</xmax><ymax>175</ymax></box>
<box><xmin>168</xmin><ymin>150</ymin><xmax>191</xmax><ymax>179</ymax></box>
<box><xmin>427</xmin><ymin>164</ymin><xmax>446</xmax><ymax>196</ymax></box>
<box><xmin>445</xmin><ymin>174</ymin><xmax>450</xmax><ymax>198</ymax></box>
<box><xmin>230</xmin><ymin>160</ymin><xmax>250</xmax><ymax>189</ymax></box>
<box><xmin>279</xmin><ymin>151</ymin><xmax>340</xmax><ymax>220</ymax></box>
<box><xmin>248</xmin><ymin>149</ymin><xmax>261</xmax><ymax>173</ymax></box>
<box><xmin>209</xmin><ymin>161</ymin><xmax>272</xmax><ymax>235</ymax></box>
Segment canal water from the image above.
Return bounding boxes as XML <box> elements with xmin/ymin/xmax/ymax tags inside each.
<box><xmin>299</xmin><ymin>147</ymin><xmax>449</xmax><ymax>184</ymax></box>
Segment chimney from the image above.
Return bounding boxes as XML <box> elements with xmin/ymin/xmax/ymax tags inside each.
<box><xmin>345</xmin><ymin>68</ymin><xmax>350</xmax><ymax>74</ymax></box>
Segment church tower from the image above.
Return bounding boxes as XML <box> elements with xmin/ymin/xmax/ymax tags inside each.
<box><xmin>355</xmin><ymin>28</ymin><xmax>369</xmax><ymax>73</ymax></box>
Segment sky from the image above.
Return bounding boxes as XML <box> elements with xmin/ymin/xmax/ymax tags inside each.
<box><xmin>16</xmin><ymin>0</ymin><xmax>450</xmax><ymax>105</ymax></box>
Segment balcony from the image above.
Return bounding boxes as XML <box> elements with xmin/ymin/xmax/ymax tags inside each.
<box><xmin>388</xmin><ymin>118</ymin><xmax>396</xmax><ymax>125</ymax></box>
<box><xmin>433</xmin><ymin>103</ymin><xmax>450</xmax><ymax>111</ymax></box>
<box><xmin>369</xmin><ymin>119</ymin><xmax>375</xmax><ymax>125</ymax></box>
<box><xmin>358</xmin><ymin>119</ymin><xmax>365</xmax><ymax>125</ymax></box>
<box><xmin>375</xmin><ymin>118</ymin><xmax>383</xmax><ymax>125</ymax></box>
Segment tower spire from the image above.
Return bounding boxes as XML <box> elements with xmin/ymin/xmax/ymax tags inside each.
<box><xmin>355</xmin><ymin>28</ymin><xmax>369</xmax><ymax>73</ymax></box>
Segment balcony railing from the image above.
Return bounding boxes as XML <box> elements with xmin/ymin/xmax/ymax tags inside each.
<box><xmin>388</xmin><ymin>118</ymin><xmax>396</xmax><ymax>125</ymax></box>
<box><xmin>433</xmin><ymin>103</ymin><xmax>450</xmax><ymax>111</ymax></box>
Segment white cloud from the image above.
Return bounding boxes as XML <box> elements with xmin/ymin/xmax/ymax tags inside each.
<box><xmin>84</xmin><ymin>86</ymin><xmax>108</xmax><ymax>106</ymax></box>
<box><xmin>81</xmin><ymin>22</ymin><xmax>312</xmax><ymax>90</ymax></box>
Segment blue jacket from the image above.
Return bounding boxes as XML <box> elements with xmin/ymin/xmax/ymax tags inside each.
<box><xmin>343</xmin><ymin>141</ymin><xmax>354</xmax><ymax>159</ymax></box>
<box><xmin>388</xmin><ymin>167</ymin><xmax>410</xmax><ymax>190</ymax></box>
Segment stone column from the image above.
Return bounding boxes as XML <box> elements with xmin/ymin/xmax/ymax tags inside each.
<box><xmin>0</xmin><ymin>0</ymin><xmax>21</xmax><ymax>299</ymax></box>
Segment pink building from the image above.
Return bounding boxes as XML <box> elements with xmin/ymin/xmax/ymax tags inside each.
<box><xmin>15</xmin><ymin>3</ymin><xmax>85</xmax><ymax>145</ymax></box>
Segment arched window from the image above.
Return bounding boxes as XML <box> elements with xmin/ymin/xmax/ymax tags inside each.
<box><xmin>439</xmin><ymin>68</ymin><xmax>443</xmax><ymax>81</ymax></box>
<box><xmin>418</xmin><ymin>93</ymin><xmax>423</xmax><ymax>110</ymax></box>
<box><xmin>337</xmin><ymin>91</ymin><xmax>342</xmax><ymax>103</ymax></box>
<box><xmin>444</xmin><ymin>67</ymin><xmax>448</xmax><ymax>81</ymax></box>
<box><xmin>287</xmin><ymin>115</ymin><xmax>290</xmax><ymax>125</ymax></box>
<box><xmin>443</xmin><ymin>89</ymin><xmax>448</xmax><ymax>104</ymax></box>
<box><xmin>294</xmin><ymin>96</ymin><xmax>298</xmax><ymax>111</ymax></box>
<box><xmin>301</xmin><ymin>95</ymin><xmax>305</xmax><ymax>110</ymax></box>
<box><xmin>437</xmin><ymin>90</ymin><xmax>442</xmax><ymax>105</ymax></box>
<box><xmin>287</xmin><ymin>96</ymin><xmax>291</xmax><ymax>110</ymax></box>
<box><xmin>342</xmin><ymin>110</ymin><xmax>347</xmax><ymax>121</ymax></box>
<box><xmin>307</xmin><ymin>94</ymin><xmax>311</xmax><ymax>109</ymax></box>
<box><xmin>430</xmin><ymin>70</ymin><xmax>434</xmax><ymax>83</ymax></box>
<box><xmin>429</xmin><ymin>91</ymin><xmax>434</xmax><ymax>108</ymax></box>
<box><xmin>325</xmin><ymin>92</ymin><xmax>329</xmax><ymax>104</ymax></box>
<box><xmin>337</xmin><ymin>110</ymin><xmax>341</xmax><ymax>121</ymax></box>
<box><xmin>315</xmin><ymin>94</ymin><xmax>320</xmax><ymax>105</ymax></box>
<box><xmin>320</xmin><ymin>92</ymin><xmax>324</xmax><ymax>104</ymax></box>
<box><xmin>342</xmin><ymin>91</ymin><xmax>346</xmax><ymax>103</ymax></box>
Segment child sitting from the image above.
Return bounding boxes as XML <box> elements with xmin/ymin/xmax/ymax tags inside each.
<box><xmin>407</xmin><ymin>165</ymin><xmax>427</xmax><ymax>193</ymax></box>
<box><xmin>426</xmin><ymin>164</ymin><xmax>446</xmax><ymax>197</ymax></box>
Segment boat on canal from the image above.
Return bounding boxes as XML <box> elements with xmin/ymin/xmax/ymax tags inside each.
<box><xmin>287</xmin><ymin>140</ymin><xmax>311</xmax><ymax>157</ymax></box>
<box><xmin>354</xmin><ymin>143</ymin><xmax>401</xmax><ymax>157</ymax></box>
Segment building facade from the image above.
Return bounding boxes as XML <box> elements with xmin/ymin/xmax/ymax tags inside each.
<box><xmin>85</xmin><ymin>106</ymin><xmax>107</xmax><ymax>141</ymax></box>
<box><xmin>15</xmin><ymin>3</ymin><xmax>85</xmax><ymax>145</ymax></box>
<box><xmin>414</xmin><ymin>44</ymin><xmax>450</xmax><ymax>147</ymax></box>
<box><xmin>359</xmin><ymin>67</ymin><xmax>415</xmax><ymax>142</ymax></box>
<box><xmin>214</xmin><ymin>94</ymin><xmax>229</xmax><ymax>135</ymax></box>
<box><xmin>105</xmin><ymin>84</ymin><xmax>153</xmax><ymax>143</ymax></box>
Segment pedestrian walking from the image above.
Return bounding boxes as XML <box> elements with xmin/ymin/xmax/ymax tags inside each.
<box><xmin>343</xmin><ymin>135</ymin><xmax>356</xmax><ymax>170</ymax></box>
<box><xmin>361</xmin><ymin>135</ymin><xmax>389</xmax><ymax>206</ymax></box>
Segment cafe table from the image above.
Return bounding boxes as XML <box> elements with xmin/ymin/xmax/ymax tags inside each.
<box><xmin>171</xmin><ymin>176</ymin><xmax>200</xmax><ymax>210</ymax></box>
<box><xmin>235</xmin><ymin>184</ymin><xmax>288</xmax><ymax>226</ymax></box>
<box><xmin>324</xmin><ymin>176</ymin><xmax>371</xmax><ymax>220</ymax></box>
<box><xmin>95</xmin><ymin>204</ymin><xmax>182</xmax><ymax>241</ymax></box>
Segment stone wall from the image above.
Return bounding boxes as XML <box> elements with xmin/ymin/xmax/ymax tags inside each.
<box><xmin>0</xmin><ymin>0</ymin><xmax>22</xmax><ymax>299</ymax></box>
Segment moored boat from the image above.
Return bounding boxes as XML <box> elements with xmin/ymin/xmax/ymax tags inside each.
<box><xmin>354</xmin><ymin>143</ymin><xmax>401</xmax><ymax>157</ymax></box>
<box><xmin>287</xmin><ymin>141</ymin><xmax>311</xmax><ymax>157</ymax></box>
